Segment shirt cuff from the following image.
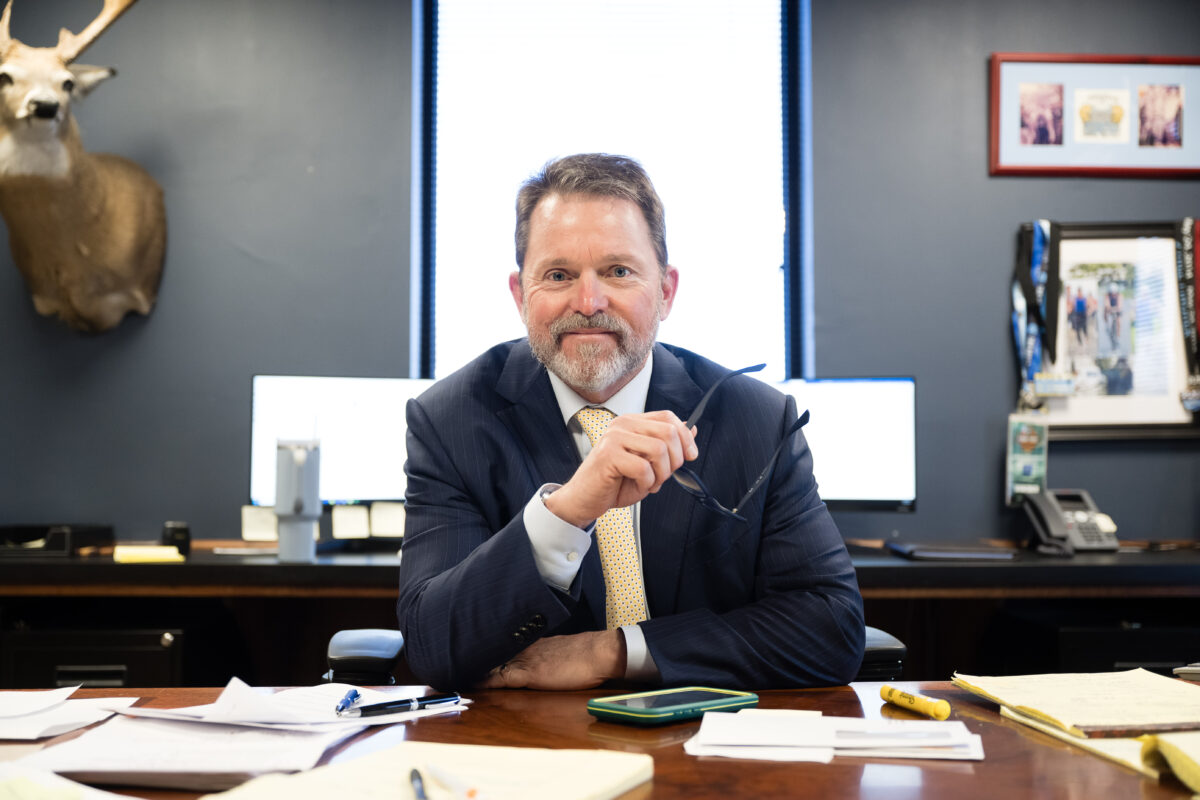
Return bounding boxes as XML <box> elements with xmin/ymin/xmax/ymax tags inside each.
<box><xmin>524</xmin><ymin>483</ymin><xmax>593</xmax><ymax>592</ymax></box>
<box><xmin>620</xmin><ymin>624</ymin><xmax>660</xmax><ymax>682</ymax></box>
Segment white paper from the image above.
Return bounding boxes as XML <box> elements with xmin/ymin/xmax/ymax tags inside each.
<box><xmin>683</xmin><ymin>737</ymin><xmax>835</xmax><ymax>762</ymax></box>
<box><xmin>19</xmin><ymin>715</ymin><xmax>357</xmax><ymax>791</ymax></box>
<box><xmin>0</xmin><ymin>697</ymin><xmax>135</xmax><ymax>740</ymax></box>
<box><xmin>115</xmin><ymin>678</ymin><xmax>466</xmax><ymax>732</ymax></box>
<box><xmin>690</xmin><ymin>711</ymin><xmax>983</xmax><ymax>761</ymax></box>
<box><xmin>0</xmin><ymin>686</ymin><xmax>78</xmax><ymax>719</ymax></box>
<box><xmin>836</xmin><ymin>735</ymin><xmax>985</xmax><ymax>760</ymax></box>
<box><xmin>696</xmin><ymin>711</ymin><xmax>975</xmax><ymax>749</ymax></box>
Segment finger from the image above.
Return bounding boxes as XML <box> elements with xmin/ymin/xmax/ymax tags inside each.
<box><xmin>476</xmin><ymin>667</ymin><xmax>507</xmax><ymax>689</ymax></box>
<box><xmin>606</xmin><ymin>418</ymin><xmax>691</xmax><ymax>475</ymax></box>
<box><xmin>603</xmin><ymin>448</ymin><xmax>660</xmax><ymax>495</ymax></box>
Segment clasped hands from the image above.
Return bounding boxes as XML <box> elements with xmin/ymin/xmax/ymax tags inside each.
<box><xmin>480</xmin><ymin>410</ymin><xmax>697</xmax><ymax>691</ymax></box>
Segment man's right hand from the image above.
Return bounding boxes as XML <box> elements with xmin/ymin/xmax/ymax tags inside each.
<box><xmin>543</xmin><ymin>410</ymin><xmax>698</xmax><ymax>528</ymax></box>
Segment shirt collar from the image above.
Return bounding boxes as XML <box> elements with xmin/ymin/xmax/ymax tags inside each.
<box><xmin>548</xmin><ymin>350</ymin><xmax>654</xmax><ymax>426</ymax></box>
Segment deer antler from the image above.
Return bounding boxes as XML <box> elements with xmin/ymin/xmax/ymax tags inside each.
<box><xmin>56</xmin><ymin>0</ymin><xmax>140</xmax><ymax>64</ymax></box>
<box><xmin>1</xmin><ymin>2</ymin><xmax>14</xmax><ymax>57</ymax></box>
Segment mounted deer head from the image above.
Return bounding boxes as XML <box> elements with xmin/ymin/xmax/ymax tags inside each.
<box><xmin>0</xmin><ymin>0</ymin><xmax>165</xmax><ymax>333</ymax></box>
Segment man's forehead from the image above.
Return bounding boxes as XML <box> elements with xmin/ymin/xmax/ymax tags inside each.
<box><xmin>533</xmin><ymin>191</ymin><xmax>635</xmax><ymax>217</ymax></box>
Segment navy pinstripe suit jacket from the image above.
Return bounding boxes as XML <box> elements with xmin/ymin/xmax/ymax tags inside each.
<box><xmin>396</xmin><ymin>340</ymin><xmax>865</xmax><ymax>690</ymax></box>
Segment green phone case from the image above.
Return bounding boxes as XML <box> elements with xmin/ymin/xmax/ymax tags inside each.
<box><xmin>587</xmin><ymin>686</ymin><xmax>758</xmax><ymax>726</ymax></box>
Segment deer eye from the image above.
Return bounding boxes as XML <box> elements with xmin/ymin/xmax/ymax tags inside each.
<box><xmin>0</xmin><ymin>73</ymin><xmax>13</xmax><ymax>89</ymax></box>
<box><xmin>62</xmin><ymin>79</ymin><xmax>76</xmax><ymax>93</ymax></box>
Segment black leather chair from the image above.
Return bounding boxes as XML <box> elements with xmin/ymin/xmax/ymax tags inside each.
<box><xmin>325</xmin><ymin>626</ymin><xmax>906</xmax><ymax>685</ymax></box>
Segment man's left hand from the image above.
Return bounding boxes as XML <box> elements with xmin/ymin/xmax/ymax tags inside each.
<box><xmin>477</xmin><ymin>630</ymin><xmax>626</xmax><ymax>690</ymax></box>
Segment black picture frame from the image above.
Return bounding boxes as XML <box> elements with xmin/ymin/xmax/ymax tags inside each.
<box><xmin>1016</xmin><ymin>220</ymin><xmax>1199</xmax><ymax>440</ymax></box>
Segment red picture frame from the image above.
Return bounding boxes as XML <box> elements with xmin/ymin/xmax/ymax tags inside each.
<box><xmin>990</xmin><ymin>53</ymin><xmax>1200</xmax><ymax>178</ymax></box>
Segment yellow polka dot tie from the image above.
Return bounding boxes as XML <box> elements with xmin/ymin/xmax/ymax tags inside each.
<box><xmin>575</xmin><ymin>407</ymin><xmax>649</xmax><ymax>629</ymax></box>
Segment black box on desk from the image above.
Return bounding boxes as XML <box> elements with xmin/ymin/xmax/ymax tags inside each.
<box><xmin>0</xmin><ymin>628</ymin><xmax>183</xmax><ymax>688</ymax></box>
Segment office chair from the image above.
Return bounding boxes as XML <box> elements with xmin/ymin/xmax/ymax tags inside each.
<box><xmin>325</xmin><ymin>626</ymin><xmax>906</xmax><ymax>685</ymax></box>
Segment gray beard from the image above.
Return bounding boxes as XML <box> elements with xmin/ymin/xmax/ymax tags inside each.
<box><xmin>525</xmin><ymin>310</ymin><xmax>658</xmax><ymax>396</ymax></box>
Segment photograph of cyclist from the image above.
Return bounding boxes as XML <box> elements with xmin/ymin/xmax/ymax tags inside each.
<box><xmin>1101</xmin><ymin>278</ymin><xmax>1127</xmax><ymax>354</ymax></box>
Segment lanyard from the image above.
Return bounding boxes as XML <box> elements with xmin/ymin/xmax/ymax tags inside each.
<box><xmin>1012</xmin><ymin>221</ymin><xmax>1057</xmax><ymax>408</ymax></box>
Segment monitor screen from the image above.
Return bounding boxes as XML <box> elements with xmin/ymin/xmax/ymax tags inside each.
<box><xmin>779</xmin><ymin>378</ymin><xmax>917</xmax><ymax>512</ymax></box>
<box><xmin>249</xmin><ymin>376</ymin><xmax>434</xmax><ymax>507</ymax></box>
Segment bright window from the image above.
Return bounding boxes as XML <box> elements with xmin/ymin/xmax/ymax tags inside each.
<box><xmin>425</xmin><ymin>0</ymin><xmax>788</xmax><ymax>381</ymax></box>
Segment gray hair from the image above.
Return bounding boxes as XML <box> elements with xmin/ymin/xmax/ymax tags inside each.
<box><xmin>514</xmin><ymin>153</ymin><xmax>667</xmax><ymax>270</ymax></box>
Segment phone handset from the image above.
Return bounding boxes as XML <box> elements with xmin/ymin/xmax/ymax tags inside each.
<box><xmin>1021</xmin><ymin>488</ymin><xmax>1119</xmax><ymax>556</ymax></box>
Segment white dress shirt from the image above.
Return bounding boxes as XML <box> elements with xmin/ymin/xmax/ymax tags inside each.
<box><xmin>521</xmin><ymin>352</ymin><xmax>659</xmax><ymax>681</ymax></box>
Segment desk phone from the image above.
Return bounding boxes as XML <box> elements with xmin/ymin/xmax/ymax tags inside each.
<box><xmin>1022</xmin><ymin>489</ymin><xmax>1119</xmax><ymax>555</ymax></box>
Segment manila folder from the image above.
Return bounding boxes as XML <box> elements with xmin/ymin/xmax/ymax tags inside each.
<box><xmin>205</xmin><ymin>740</ymin><xmax>654</xmax><ymax>800</ymax></box>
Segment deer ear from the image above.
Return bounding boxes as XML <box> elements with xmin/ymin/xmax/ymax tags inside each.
<box><xmin>66</xmin><ymin>64</ymin><xmax>116</xmax><ymax>97</ymax></box>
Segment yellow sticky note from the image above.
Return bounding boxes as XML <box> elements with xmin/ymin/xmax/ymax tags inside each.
<box><xmin>113</xmin><ymin>545</ymin><xmax>185</xmax><ymax>563</ymax></box>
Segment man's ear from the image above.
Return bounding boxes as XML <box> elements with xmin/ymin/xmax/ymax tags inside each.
<box><xmin>67</xmin><ymin>64</ymin><xmax>116</xmax><ymax>98</ymax></box>
<box><xmin>658</xmin><ymin>265</ymin><xmax>679</xmax><ymax>321</ymax></box>
<box><xmin>508</xmin><ymin>271</ymin><xmax>525</xmax><ymax>316</ymax></box>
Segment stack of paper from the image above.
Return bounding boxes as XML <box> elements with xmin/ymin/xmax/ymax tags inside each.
<box><xmin>19</xmin><ymin>678</ymin><xmax>468</xmax><ymax>791</ymax></box>
<box><xmin>206</xmin><ymin>740</ymin><xmax>653</xmax><ymax>800</ymax></box>
<box><xmin>0</xmin><ymin>686</ymin><xmax>135</xmax><ymax>740</ymax></box>
<box><xmin>953</xmin><ymin>669</ymin><xmax>1200</xmax><ymax>737</ymax></box>
<box><xmin>109</xmin><ymin>677</ymin><xmax>466</xmax><ymax>731</ymax></box>
<box><xmin>953</xmin><ymin>669</ymin><xmax>1200</xmax><ymax>792</ymax></box>
<box><xmin>20</xmin><ymin>715</ymin><xmax>356</xmax><ymax>791</ymax></box>
<box><xmin>683</xmin><ymin>709</ymin><xmax>983</xmax><ymax>762</ymax></box>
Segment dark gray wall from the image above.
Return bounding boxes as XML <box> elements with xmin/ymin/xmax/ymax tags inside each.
<box><xmin>2</xmin><ymin>0</ymin><xmax>1196</xmax><ymax>546</ymax></box>
<box><xmin>1</xmin><ymin>0</ymin><xmax>412</xmax><ymax>539</ymax></box>
<box><xmin>813</xmin><ymin>0</ymin><xmax>1200</xmax><ymax>542</ymax></box>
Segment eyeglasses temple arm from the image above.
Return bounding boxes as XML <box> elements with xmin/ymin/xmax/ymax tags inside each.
<box><xmin>684</xmin><ymin>363</ymin><xmax>766</xmax><ymax>429</ymax></box>
<box><xmin>731</xmin><ymin>410</ymin><xmax>810</xmax><ymax>515</ymax></box>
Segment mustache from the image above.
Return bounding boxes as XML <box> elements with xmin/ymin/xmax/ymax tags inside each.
<box><xmin>548</xmin><ymin>313</ymin><xmax>631</xmax><ymax>341</ymax></box>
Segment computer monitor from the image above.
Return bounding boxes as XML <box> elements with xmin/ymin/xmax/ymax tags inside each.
<box><xmin>779</xmin><ymin>378</ymin><xmax>917</xmax><ymax>512</ymax></box>
<box><xmin>249</xmin><ymin>375</ymin><xmax>434</xmax><ymax>507</ymax></box>
<box><xmin>249</xmin><ymin>374</ymin><xmax>915</xmax><ymax>511</ymax></box>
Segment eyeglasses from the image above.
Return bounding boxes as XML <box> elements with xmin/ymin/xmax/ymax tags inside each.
<box><xmin>671</xmin><ymin>364</ymin><xmax>811</xmax><ymax>521</ymax></box>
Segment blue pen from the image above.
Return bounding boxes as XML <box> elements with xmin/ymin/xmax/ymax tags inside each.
<box><xmin>334</xmin><ymin>688</ymin><xmax>361</xmax><ymax>715</ymax></box>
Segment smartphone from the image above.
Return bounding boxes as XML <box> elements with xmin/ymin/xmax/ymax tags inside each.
<box><xmin>587</xmin><ymin>686</ymin><xmax>758</xmax><ymax>726</ymax></box>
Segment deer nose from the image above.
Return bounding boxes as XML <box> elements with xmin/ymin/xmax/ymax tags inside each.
<box><xmin>30</xmin><ymin>100</ymin><xmax>60</xmax><ymax>120</ymax></box>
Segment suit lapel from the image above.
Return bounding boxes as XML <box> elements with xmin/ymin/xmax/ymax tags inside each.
<box><xmin>494</xmin><ymin>344</ymin><xmax>606</xmax><ymax>628</ymax></box>
<box><xmin>495</xmin><ymin>343</ymin><xmax>580</xmax><ymax>487</ymax></box>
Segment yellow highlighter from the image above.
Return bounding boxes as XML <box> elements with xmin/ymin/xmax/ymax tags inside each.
<box><xmin>880</xmin><ymin>685</ymin><xmax>951</xmax><ymax>721</ymax></box>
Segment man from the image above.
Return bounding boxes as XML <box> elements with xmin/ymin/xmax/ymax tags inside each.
<box><xmin>397</xmin><ymin>154</ymin><xmax>864</xmax><ymax>691</ymax></box>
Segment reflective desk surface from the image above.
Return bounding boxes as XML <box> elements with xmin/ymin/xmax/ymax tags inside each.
<box><xmin>38</xmin><ymin>680</ymin><xmax>1195</xmax><ymax>799</ymax></box>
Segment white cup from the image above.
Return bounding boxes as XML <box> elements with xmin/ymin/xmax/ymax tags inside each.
<box><xmin>275</xmin><ymin>440</ymin><xmax>320</xmax><ymax>564</ymax></box>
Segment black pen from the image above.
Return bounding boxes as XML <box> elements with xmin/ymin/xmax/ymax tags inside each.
<box><xmin>410</xmin><ymin>767</ymin><xmax>428</xmax><ymax>800</ymax></box>
<box><xmin>337</xmin><ymin>691</ymin><xmax>461</xmax><ymax>717</ymax></box>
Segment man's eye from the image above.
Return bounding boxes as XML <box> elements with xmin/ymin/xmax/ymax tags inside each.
<box><xmin>611</xmin><ymin>266</ymin><xmax>630</xmax><ymax>278</ymax></box>
<box><xmin>547</xmin><ymin>271</ymin><xmax>568</xmax><ymax>282</ymax></box>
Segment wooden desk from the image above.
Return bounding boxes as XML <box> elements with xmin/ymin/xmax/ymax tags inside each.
<box><xmin>2</xmin><ymin>548</ymin><xmax>1198</xmax><ymax>684</ymax></box>
<box><xmin>45</xmin><ymin>681</ymin><xmax>1192</xmax><ymax>799</ymax></box>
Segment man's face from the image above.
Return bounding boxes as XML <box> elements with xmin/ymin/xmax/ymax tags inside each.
<box><xmin>509</xmin><ymin>193</ymin><xmax>678</xmax><ymax>402</ymax></box>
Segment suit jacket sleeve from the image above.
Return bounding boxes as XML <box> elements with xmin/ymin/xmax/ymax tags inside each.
<box><xmin>395</xmin><ymin>392</ymin><xmax>582</xmax><ymax>690</ymax></box>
